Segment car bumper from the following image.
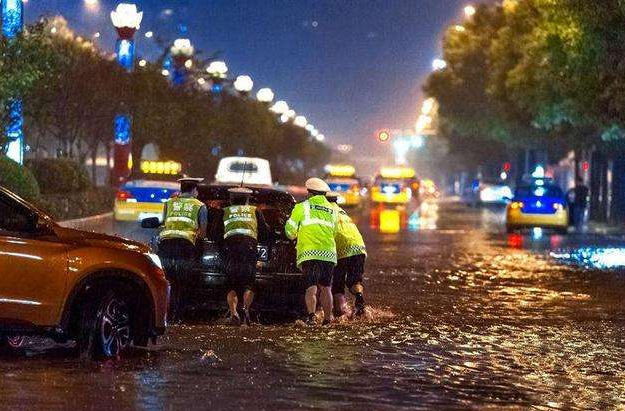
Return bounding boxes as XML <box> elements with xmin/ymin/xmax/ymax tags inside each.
<box><xmin>506</xmin><ymin>209</ymin><xmax>569</xmax><ymax>228</ymax></box>
<box><xmin>114</xmin><ymin>201</ymin><xmax>165</xmax><ymax>222</ymax></box>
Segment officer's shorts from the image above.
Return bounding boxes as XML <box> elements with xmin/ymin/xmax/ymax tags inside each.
<box><xmin>223</xmin><ymin>235</ymin><xmax>258</xmax><ymax>294</ymax></box>
<box><xmin>300</xmin><ymin>260</ymin><xmax>335</xmax><ymax>288</ymax></box>
<box><xmin>332</xmin><ymin>254</ymin><xmax>366</xmax><ymax>295</ymax></box>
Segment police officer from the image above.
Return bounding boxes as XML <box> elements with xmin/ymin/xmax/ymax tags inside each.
<box><xmin>285</xmin><ymin>178</ymin><xmax>338</xmax><ymax>325</ymax></box>
<box><xmin>326</xmin><ymin>192</ymin><xmax>367</xmax><ymax>317</ymax></box>
<box><xmin>223</xmin><ymin>187</ymin><xmax>269</xmax><ymax>326</ymax></box>
<box><xmin>158</xmin><ymin>178</ymin><xmax>208</xmax><ymax>321</ymax></box>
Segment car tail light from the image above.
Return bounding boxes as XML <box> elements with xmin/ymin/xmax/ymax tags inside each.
<box><xmin>553</xmin><ymin>202</ymin><xmax>564</xmax><ymax>211</ymax></box>
<box><xmin>510</xmin><ymin>201</ymin><xmax>524</xmax><ymax>209</ymax></box>
<box><xmin>116</xmin><ymin>190</ymin><xmax>134</xmax><ymax>201</ymax></box>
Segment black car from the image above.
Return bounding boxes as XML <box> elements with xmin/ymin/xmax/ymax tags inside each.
<box><xmin>149</xmin><ymin>184</ymin><xmax>305</xmax><ymax>313</ymax></box>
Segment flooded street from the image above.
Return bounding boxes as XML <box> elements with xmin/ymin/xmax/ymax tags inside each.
<box><xmin>3</xmin><ymin>201</ymin><xmax>625</xmax><ymax>410</ymax></box>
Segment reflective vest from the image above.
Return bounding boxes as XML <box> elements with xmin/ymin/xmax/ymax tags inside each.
<box><xmin>223</xmin><ymin>205</ymin><xmax>258</xmax><ymax>240</ymax></box>
<box><xmin>330</xmin><ymin>203</ymin><xmax>366</xmax><ymax>259</ymax></box>
<box><xmin>285</xmin><ymin>195</ymin><xmax>338</xmax><ymax>266</ymax></box>
<box><xmin>160</xmin><ymin>197</ymin><xmax>204</xmax><ymax>244</ymax></box>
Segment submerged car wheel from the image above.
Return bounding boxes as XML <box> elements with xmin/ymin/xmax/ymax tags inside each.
<box><xmin>79</xmin><ymin>290</ymin><xmax>132</xmax><ymax>360</ymax></box>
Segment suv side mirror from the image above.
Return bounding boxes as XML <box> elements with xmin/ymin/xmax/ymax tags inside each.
<box><xmin>141</xmin><ymin>217</ymin><xmax>161</xmax><ymax>229</ymax></box>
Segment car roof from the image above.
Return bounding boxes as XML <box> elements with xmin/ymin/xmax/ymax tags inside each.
<box><xmin>198</xmin><ymin>183</ymin><xmax>295</xmax><ymax>206</ymax></box>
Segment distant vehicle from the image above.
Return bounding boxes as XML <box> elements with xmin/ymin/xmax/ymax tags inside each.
<box><xmin>419</xmin><ymin>178</ymin><xmax>440</xmax><ymax>199</ymax></box>
<box><xmin>324</xmin><ymin>164</ymin><xmax>363</xmax><ymax>207</ymax></box>
<box><xmin>0</xmin><ymin>185</ymin><xmax>169</xmax><ymax>359</ymax></box>
<box><xmin>506</xmin><ymin>182</ymin><xmax>569</xmax><ymax>234</ymax></box>
<box><xmin>143</xmin><ymin>184</ymin><xmax>303</xmax><ymax>312</ymax></box>
<box><xmin>215</xmin><ymin>157</ymin><xmax>273</xmax><ymax>187</ymax></box>
<box><xmin>462</xmin><ymin>179</ymin><xmax>512</xmax><ymax>206</ymax></box>
<box><xmin>114</xmin><ymin>160</ymin><xmax>183</xmax><ymax>222</ymax></box>
<box><xmin>371</xmin><ymin>166</ymin><xmax>419</xmax><ymax>205</ymax></box>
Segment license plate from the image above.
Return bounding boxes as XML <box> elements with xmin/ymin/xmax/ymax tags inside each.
<box><xmin>257</xmin><ymin>246</ymin><xmax>269</xmax><ymax>262</ymax></box>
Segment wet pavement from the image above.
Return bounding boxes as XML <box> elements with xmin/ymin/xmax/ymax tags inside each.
<box><xmin>3</xmin><ymin>200</ymin><xmax>625</xmax><ymax>410</ymax></box>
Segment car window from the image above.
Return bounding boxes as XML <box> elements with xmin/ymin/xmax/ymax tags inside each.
<box><xmin>0</xmin><ymin>197</ymin><xmax>33</xmax><ymax>234</ymax></box>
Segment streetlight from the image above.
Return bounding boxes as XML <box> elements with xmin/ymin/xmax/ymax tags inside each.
<box><xmin>316</xmin><ymin>134</ymin><xmax>325</xmax><ymax>142</ymax></box>
<box><xmin>3</xmin><ymin>0</ymin><xmax>24</xmax><ymax>164</ymax></box>
<box><xmin>432</xmin><ymin>58</ymin><xmax>447</xmax><ymax>71</ymax></box>
<box><xmin>234</xmin><ymin>75</ymin><xmax>254</xmax><ymax>96</ymax></box>
<box><xmin>206</xmin><ymin>60</ymin><xmax>228</xmax><ymax>93</ymax></box>
<box><xmin>270</xmin><ymin>100</ymin><xmax>289</xmax><ymax>114</ymax></box>
<box><xmin>294</xmin><ymin>115</ymin><xmax>307</xmax><ymax>128</ymax></box>
<box><xmin>464</xmin><ymin>5</ymin><xmax>476</xmax><ymax>18</ymax></box>
<box><xmin>453</xmin><ymin>25</ymin><xmax>465</xmax><ymax>32</ymax></box>
<box><xmin>170</xmin><ymin>38</ymin><xmax>193</xmax><ymax>85</ymax></box>
<box><xmin>256</xmin><ymin>87</ymin><xmax>274</xmax><ymax>104</ymax></box>
<box><xmin>305</xmin><ymin>124</ymin><xmax>315</xmax><ymax>132</ymax></box>
<box><xmin>286</xmin><ymin>109</ymin><xmax>296</xmax><ymax>119</ymax></box>
<box><xmin>110</xmin><ymin>2</ymin><xmax>143</xmax><ymax>184</ymax></box>
<box><xmin>279</xmin><ymin>114</ymin><xmax>290</xmax><ymax>123</ymax></box>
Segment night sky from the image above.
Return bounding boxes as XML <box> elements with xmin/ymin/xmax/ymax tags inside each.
<box><xmin>24</xmin><ymin>0</ymin><xmax>484</xmax><ymax>172</ymax></box>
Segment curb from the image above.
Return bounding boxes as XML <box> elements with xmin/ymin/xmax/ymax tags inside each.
<box><xmin>59</xmin><ymin>211</ymin><xmax>114</xmax><ymax>229</ymax></box>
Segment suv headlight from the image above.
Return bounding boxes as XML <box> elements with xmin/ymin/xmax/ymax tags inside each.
<box><xmin>146</xmin><ymin>252</ymin><xmax>163</xmax><ymax>270</ymax></box>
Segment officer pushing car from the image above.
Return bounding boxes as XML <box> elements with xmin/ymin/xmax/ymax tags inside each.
<box><xmin>285</xmin><ymin>178</ymin><xmax>338</xmax><ymax>325</ymax></box>
<box><xmin>326</xmin><ymin>191</ymin><xmax>368</xmax><ymax>317</ymax></box>
<box><xmin>158</xmin><ymin>177</ymin><xmax>208</xmax><ymax>321</ymax></box>
<box><xmin>222</xmin><ymin>187</ymin><xmax>270</xmax><ymax>326</ymax></box>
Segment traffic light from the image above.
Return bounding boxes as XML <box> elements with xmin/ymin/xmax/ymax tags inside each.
<box><xmin>377</xmin><ymin>130</ymin><xmax>390</xmax><ymax>143</ymax></box>
<box><xmin>503</xmin><ymin>162</ymin><xmax>511</xmax><ymax>172</ymax></box>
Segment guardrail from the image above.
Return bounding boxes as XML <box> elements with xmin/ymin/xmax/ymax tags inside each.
<box><xmin>58</xmin><ymin>212</ymin><xmax>114</xmax><ymax>230</ymax></box>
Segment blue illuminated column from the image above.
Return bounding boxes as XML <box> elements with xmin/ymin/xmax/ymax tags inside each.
<box><xmin>3</xmin><ymin>0</ymin><xmax>24</xmax><ymax>164</ymax></box>
<box><xmin>110</xmin><ymin>3</ymin><xmax>143</xmax><ymax>183</ymax></box>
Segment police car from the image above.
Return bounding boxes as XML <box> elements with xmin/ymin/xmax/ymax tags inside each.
<box><xmin>506</xmin><ymin>177</ymin><xmax>569</xmax><ymax>234</ymax></box>
<box><xmin>114</xmin><ymin>160</ymin><xmax>182</xmax><ymax>222</ymax></box>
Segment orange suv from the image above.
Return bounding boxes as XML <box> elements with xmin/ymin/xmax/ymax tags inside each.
<box><xmin>0</xmin><ymin>186</ymin><xmax>169</xmax><ymax>359</ymax></box>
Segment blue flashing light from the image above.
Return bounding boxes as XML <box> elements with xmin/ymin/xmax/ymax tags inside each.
<box><xmin>116</xmin><ymin>39</ymin><xmax>135</xmax><ymax>72</ymax></box>
<box><xmin>114</xmin><ymin>115</ymin><xmax>131</xmax><ymax>145</ymax></box>
<box><xmin>2</xmin><ymin>0</ymin><xmax>23</xmax><ymax>39</ymax></box>
<box><xmin>211</xmin><ymin>83</ymin><xmax>223</xmax><ymax>94</ymax></box>
<box><xmin>532</xmin><ymin>165</ymin><xmax>545</xmax><ymax>179</ymax></box>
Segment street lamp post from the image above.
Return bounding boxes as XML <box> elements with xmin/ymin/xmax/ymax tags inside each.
<box><xmin>170</xmin><ymin>38</ymin><xmax>194</xmax><ymax>86</ymax></box>
<box><xmin>3</xmin><ymin>0</ymin><xmax>24</xmax><ymax>164</ymax></box>
<box><xmin>110</xmin><ymin>3</ymin><xmax>143</xmax><ymax>185</ymax></box>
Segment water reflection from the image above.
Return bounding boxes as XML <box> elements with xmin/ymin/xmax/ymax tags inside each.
<box><xmin>369</xmin><ymin>200</ymin><xmax>439</xmax><ymax>233</ymax></box>
<box><xmin>551</xmin><ymin>247</ymin><xmax>625</xmax><ymax>269</ymax></box>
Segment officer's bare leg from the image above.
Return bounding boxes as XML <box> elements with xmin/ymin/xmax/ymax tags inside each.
<box><xmin>227</xmin><ymin>291</ymin><xmax>239</xmax><ymax>317</ymax></box>
<box><xmin>320</xmin><ymin>286</ymin><xmax>334</xmax><ymax>323</ymax></box>
<box><xmin>305</xmin><ymin>285</ymin><xmax>318</xmax><ymax>315</ymax></box>
<box><xmin>243</xmin><ymin>289</ymin><xmax>254</xmax><ymax>311</ymax></box>
<box><xmin>333</xmin><ymin>293</ymin><xmax>348</xmax><ymax>317</ymax></box>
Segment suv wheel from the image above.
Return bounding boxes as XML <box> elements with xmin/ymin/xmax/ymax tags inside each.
<box><xmin>79</xmin><ymin>290</ymin><xmax>132</xmax><ymax>360</ymax></box>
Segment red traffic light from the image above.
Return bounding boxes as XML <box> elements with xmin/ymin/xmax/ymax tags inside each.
<box><xmin>377</xmin><ymin>130</ymin><xmax>390</xmax><ymax>142</ymax></box>
<box><xmin>582</xmin><ymin>161</ymin><xmax>590</xmax><ymax>172</ymax></box>
<box><xmin>503</xmin><ymin>162</ymin><xmax>511</xmax><ymax>172</ymax></box>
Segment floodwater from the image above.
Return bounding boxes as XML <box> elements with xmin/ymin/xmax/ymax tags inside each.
<box><xmin>2</xmin><ymin>201</ymin><xmax>625</xmax><ymax>410</ymax></box>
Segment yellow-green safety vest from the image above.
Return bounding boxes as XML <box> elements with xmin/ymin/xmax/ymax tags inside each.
<box><xmin>160</xmin><ymin>197</ymin><xmax>204</xmax><ymax>244</ymax></box>
<box><xmin>223</xmin><ymin>205</ymin><xmax>258</xmax><ymax>240</ymax></box>
<box><xmin>330</xmin><ymin>203</ymin><xmax>366</xmax><ymax>259</ymax></box>
<box><xmin>285</xmin><ymin>195</ymin><xmax>338</xmax><ymax>266</ymax></box>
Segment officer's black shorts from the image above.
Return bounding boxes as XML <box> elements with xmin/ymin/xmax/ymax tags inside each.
<box><xmin>332</xmin><ymin>254</ymin><xmax>366</xmax><ymax>295</ymax></box>
<box><xmin>223</xmin><ymin>235</ymin><xmax>258</xmax><ymax>293</ymax></box>
<box><xmin>300</xmin><ymin>260</ymin><xmax>335</xmax><ymax>288</ymax></box>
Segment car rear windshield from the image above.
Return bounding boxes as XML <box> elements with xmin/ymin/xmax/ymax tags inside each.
<box><xmin>229</xmin><ymin>162</ymin><xmax>259</xmax><ymax>173</ymax></box>
<box><xmin>515</xmin><ymin>185</ymin><xmax>563</xmax><ymax>199</ymax></box>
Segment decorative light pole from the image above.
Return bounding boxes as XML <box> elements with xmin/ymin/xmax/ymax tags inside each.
<box><xmin>234</xmin><ymin>75</ymin><xmax>254</xmax><ymax>97</ymax></box>
<box><xmin>110</xmin><ymin>3</ymin><xmax>143</xmax><ymax>184</ymax></box>
<box><xmin>3</xmin><ymin>0</ymin><xmax>24</xmax><ymax>164</ymax></box>
<box><xmin>206</xmin><ymin>61</ymin><xmax>228</xmax><ymax>94</ymax></box>
<box><xmin>256</xmin><ymin>88</ymin><xmax>274</xmax><ymax>104</ymax></box>
<box><xmin>170</xmin><ymin>38</ymin><xmax>194</xmax><ymax>86</ymax></box>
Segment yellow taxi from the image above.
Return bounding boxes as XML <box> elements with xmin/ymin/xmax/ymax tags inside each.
<box><xmin>506</xmin><ymin>181</ymin><xmax>569</xmax><ymax>234</ymax></box>
<box><xmin>371</xmin><ymin>167</ymin><xmax>418</xmax><ymax>205</ymax></box>
<box><xmin>114</xmin><ymin>160</ymin><xmax>183</xmax><ymax>222</ymax></box>
<box><xmin>325</xmin><ymin>164</ymin><xmax>363</xmax><ymax>207</ymax></box>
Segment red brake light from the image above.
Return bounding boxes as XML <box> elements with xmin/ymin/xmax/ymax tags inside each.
<box><xmin>116</xmin><ymin>190</ymin><xmax>134</xmax><ymax>201</ymax></box>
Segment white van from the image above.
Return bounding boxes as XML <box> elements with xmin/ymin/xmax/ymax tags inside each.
<box><xmin>215</xmin><ymin>157</ymin><xmax>273</xmax><ymax>186</ymax></box>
